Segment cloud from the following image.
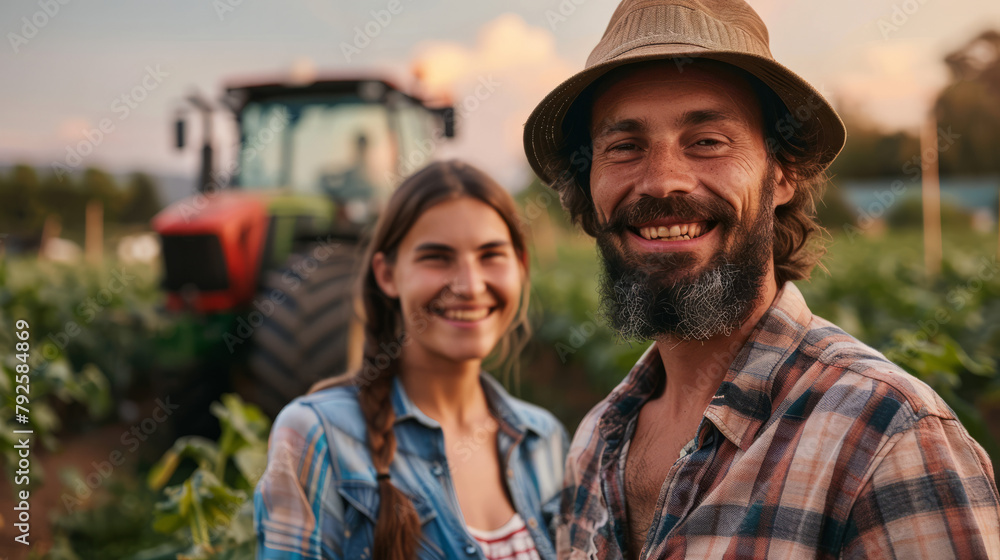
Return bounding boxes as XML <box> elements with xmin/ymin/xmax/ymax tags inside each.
<box><xmin>833</xmin><ymin>41</ymin><xmax>948</xmax><ymax>129</ymax></box>
<box><xmin>409</xmin><ymin>13</ymin><xmax>575</xmax><ymax>189</ymax></box>
<box><xmin>57</xmin><ymin>118</ymin><xmax>94</xmax><ymax>142</ymax></box>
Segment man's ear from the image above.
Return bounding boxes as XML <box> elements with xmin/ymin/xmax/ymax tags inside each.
<box><xmin>371</xmin><ymin>252</ymin><xmax>399</xmax><ymax>298</ymax></box>
<box><xmin>771</xmin><ymin>163</ymin><xmax>795</xmax><ymax>207</ymax></box>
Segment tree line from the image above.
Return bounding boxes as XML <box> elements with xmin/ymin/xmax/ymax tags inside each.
<box><xmin>829</xmin><ymin>30</ymin><xmax>1000</xmax><ymax>179</ymax></box>
<box><xmin>0</xmin><ymin>165</ymin><xmax>162</xmax><ymax>237</ymax></box>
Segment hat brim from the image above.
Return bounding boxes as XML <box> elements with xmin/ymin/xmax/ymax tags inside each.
<box><xmin>523</xmin><ymin>45</ymin><xmax>846</xmax><ymax>185</ymax></box>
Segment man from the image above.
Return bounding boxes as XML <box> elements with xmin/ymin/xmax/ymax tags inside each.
<box><xmin>523</xmin><ymin>0</ymin><xmax>1000</xmax><ymax>558</ymax></box>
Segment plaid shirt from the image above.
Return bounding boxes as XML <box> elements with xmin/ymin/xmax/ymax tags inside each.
<box><xmin>557</xmin><ymin>283</ymin><xmax>1000</xmax><ymax>559</ymax></box>
<box><xmin>255</xmin><ymin>373</ymin><xmax>567</xmax><ymax>559</ymax></box>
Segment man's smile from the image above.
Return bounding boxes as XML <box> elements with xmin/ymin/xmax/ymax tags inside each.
<box><xmin>633</xmin><ymin>220</ymin><xmax>716</xmax><ymax>241</ymax></box>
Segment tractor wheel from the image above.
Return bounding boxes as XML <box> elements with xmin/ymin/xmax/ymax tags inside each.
<box><xmin>247</xmin><ymin>242</ymin><xmax>362</xmax><ymax>417</ymax></box>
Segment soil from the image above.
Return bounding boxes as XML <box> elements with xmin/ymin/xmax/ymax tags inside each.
<box><xmin>0</xmin><ymin>395</ymin><xmax>178</xmax><ymax>560</ymax></box>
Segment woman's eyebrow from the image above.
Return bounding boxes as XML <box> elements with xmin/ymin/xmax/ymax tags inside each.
<box><xmin>414</xmin><ymin>240</ymin><xmax>510</xmax><ymax>252</ymax></box>
<box><xmin>478</xmin><ymin>240</ymin><xmax>511</xmax><ymax>251</ymax></box>
<box><xmin>414</xmin><ymin>242</ymin><xmax>454</xmax><ymax>253</ymax></box>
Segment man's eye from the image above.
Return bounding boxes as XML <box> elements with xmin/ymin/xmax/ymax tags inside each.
<box><xmin>609</xmin><ymin>142</ymin><xmax>637</xmax><ymax>152</ymax></box>
<box><xmin>694</xmin><ymin>138</ymin><xmax>723</xmax><ymax>148</ymax></box>
<box><xmin>419</xmin><ymin>254</ymin><xmax>448</xmax><ymax>262</ymax></box>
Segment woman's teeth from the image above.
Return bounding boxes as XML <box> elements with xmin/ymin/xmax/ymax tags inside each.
<box><xmin>440</xmin><ymin>308</ymin><xmax>490</xmax><ymax>322</ymax></box>
<box><xmin>638</xmin><ymin>222</ymin><xmax>707</xmax><ymax>241</ymax></box>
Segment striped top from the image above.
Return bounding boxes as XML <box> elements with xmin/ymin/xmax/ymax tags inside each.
<box><xmin>469</xmin><ymin>514</ymin><xmax>542</xmax><ymax>560</ymax></box>
<box><xmin>556</xmin><ymin>282</ymin><xmax>1000</xmax><ymax>559</ymax></box>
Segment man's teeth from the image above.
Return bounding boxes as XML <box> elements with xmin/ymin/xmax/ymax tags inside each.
<box><xmin>441</xmin><ymin>308</ymin><xmax>490</xmax><ymax>321</ymax></box>
<box><xmin>638</xmin><ymin>222</ymin><xmax>707</xmax><ymax>241</ymax></box>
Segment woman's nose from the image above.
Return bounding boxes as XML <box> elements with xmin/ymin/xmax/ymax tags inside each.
<box><xmin>449</xmin><ymin>259</ymin><xmax>486</xmax><ymax>297</ymax></box>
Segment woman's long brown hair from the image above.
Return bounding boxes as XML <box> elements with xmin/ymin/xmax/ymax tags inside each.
<box><xmin>310</xmin><ymin>160</ymin><xmax>531</xmax><ymax>560</ymax></box>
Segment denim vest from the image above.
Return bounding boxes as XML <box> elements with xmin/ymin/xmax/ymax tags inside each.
<box><xmin>255</xmin><ymin>373</ymin><xmax>568</xmax><ymax>559</ymax></box>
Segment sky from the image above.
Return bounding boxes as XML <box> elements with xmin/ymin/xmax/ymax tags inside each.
<box><xmin>1</xmin><ymin>0</ymin><xmax>998</xmax><ymax>191</ymax></box>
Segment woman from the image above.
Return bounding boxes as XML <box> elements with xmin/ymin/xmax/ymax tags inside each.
<box><xmin>254</xmin><ymin>160</ymin><xmax>568</xmax><ymax>560</ymax></box>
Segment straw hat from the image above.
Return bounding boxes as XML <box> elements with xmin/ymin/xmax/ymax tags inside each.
<box><xmin>523</xmin><ymin>0</ymin><xmax>846</xmax><ymax>185</ymax></box>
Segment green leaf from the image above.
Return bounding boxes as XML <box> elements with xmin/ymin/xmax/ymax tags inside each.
<box><xmin>148</xmin><ymin>437</ymin><xmax>220</xmax><ymax>490</ymax></box>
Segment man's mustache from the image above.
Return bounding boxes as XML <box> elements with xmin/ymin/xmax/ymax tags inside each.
<box><xmin>598</xmin><ymin>195</ymin><xmax>738</xmax><ymax>237</ymax></box>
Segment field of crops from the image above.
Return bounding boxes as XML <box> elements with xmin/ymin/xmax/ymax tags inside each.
<box><xmin>1</xmin><ymin>224</ymin><xmax>998</xmax><ymax>558</ymax></box>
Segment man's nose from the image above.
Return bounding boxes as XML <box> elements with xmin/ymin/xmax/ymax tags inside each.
<box><xmin>449</xmin><ymin>259</ymin><xmax>486</xmax><ymax>297</ymax></box>
<box><xmin>634</xmin><ymin>143</ymin><xmax>697</xmax><ymax>198</ymax></box>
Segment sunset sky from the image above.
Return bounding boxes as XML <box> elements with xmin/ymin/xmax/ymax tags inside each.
<box><xmin>2</xmin><ymin>0</ymin><xmax>998</xmax><ymax>190</ymax></box>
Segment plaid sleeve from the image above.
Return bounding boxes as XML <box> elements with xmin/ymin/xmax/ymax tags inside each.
<box><xmin>543</xmin><ymin>422</ymin><xmax>571</xmax><ymax>539</ymax></box>
<box><xmin>255</xmin><ymin>402</ymin><xmax>342</xmax><ymax>559</ymax></box>
<box><xmin>843</xmin><ymin>414</ymin><xmax>1000</xmax><ymax>559</ymax></box>
<box><xmin>555</xmin><ymin>401</ymin><xmax>610</xmax><ymax>560</ymax></box>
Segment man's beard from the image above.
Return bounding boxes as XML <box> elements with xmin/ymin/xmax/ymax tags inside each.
<box><xmin>596</xmin><ymin>173</ymin><xmax>776</xmax><ymax>342</ymax></box>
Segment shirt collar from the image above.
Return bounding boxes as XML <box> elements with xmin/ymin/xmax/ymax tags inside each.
<box><xmin>599</xmin><ymin>282</ymin><xmax>813</xmax><ymax>451</ymax></box>
<box><xmin>390</xmin><ymin>373</ymin><xmax>544</xmax><ymax>439</ymax></box>
<box><xmin>390</xmin><ymin>374</ymin><xmax>441</xmax><ymax>429</ymax></box>
<box><xmin>704</xmin><ymin>282</ymin><xmax>813</xmax><ymax>450</ymax></box>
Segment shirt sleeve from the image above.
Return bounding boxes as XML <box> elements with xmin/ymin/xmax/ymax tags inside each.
<box><xmin>842</xmin><ymin>414</ymin><xmax>1000</xmax><ymax>559</ymax></box>
<box><xmin>555</xmin><ymin>404</ymin><xmax>605</xmax><ymax>559</ymax></box>
<box><xmin>543</xmin><ymin>422</ymin><xmax>571</xmax><ymax>539</ymax></box>
<box><xmin>254</xmin><ymin>402</ymin><xmax>343</xmax><ymax>559</ymax></box>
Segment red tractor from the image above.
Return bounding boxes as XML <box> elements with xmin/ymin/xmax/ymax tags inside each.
<box><xmin>152</xmin><ymin>75</ymin><xmax>453</xmax><ymax>421</ymax></box>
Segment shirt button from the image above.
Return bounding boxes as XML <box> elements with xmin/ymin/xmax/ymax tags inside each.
<box><xmin>465</xmin><ymin>542</ymin><xmax>478</xmax><ymax>555</ymax></box>
<box><xmin>506</xmin><ymin>468</ymin><xmax>514</xmax><ymax>479</ymax></box>
<box><xmin>527</xmin><ymin>517</ymin><xmax>538</xmax><ymax>529</ymax></box>
<box><xmin>431</xmin><ymin>464</ymin><xmax>444</xmax><ymax>476</ymax></box>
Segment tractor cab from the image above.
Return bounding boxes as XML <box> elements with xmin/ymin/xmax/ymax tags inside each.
<box><xmin>155</xmin><ymin>77</ymin><xmax>453</xmax><ymax>313</ymax></box>
<box><xmin>229</xmin><ymin>78</ymin><xmax>452</xmax><ymax>223</ymax></box>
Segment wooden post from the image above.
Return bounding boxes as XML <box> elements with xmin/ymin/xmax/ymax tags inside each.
<box><xmin>85</xmin><ymin>200</ymin><xmax>103</xmax><ymax>264</ymax></box>
<box><xmin>920</xmin><ymin>112</ymin><xmax>942</xmax><ymax>276</ymax></box>
<box><xmin>39</xmin><ymin>214</ymin><xmax>61</xmax><ymax>259</ymax></box>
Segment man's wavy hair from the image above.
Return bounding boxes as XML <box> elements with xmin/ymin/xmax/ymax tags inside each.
<box><xmin>543</xmin><ymin>59</ymin><xmax>831</xmax><ymax>286</ymax></box>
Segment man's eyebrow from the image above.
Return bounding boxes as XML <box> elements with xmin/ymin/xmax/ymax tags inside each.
<box><xmin>677</xmin><ymin>109</ymin><xmax>743</xmax><ymax>128</ymax></box>
<box><xmin>591</xmin><ymin>118</ymin><xmax>647</xmax><ymax>142</ymax></box>
<box><xmin>592</xmin><ymin>109</ymin><xmax>743</xmax><ymax>141</ymax></box>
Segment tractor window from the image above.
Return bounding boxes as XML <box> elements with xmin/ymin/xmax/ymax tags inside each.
<box><xmin>237</xmin><ymin>98</ymin><xmax>395</xmax><ymax>203</ymax></box>
<box><xmin>394</xmin><ymin>101</ymin><xmax>442</xmax><ymax>179</ymax></box>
